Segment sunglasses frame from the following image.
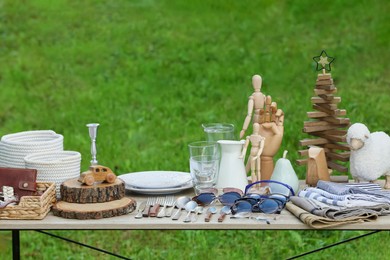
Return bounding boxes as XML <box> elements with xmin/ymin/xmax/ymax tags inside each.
<box><xmin>244</xmin><ymin>180</ymin><xmax>295</xmax><ymax>197</ymax></box>
<box><xmin>231</xmin><ymin>195</ymin><xmax>287</xmax><ymax>215</ymax></box>
<box><xmin>230</xmin><ymin>180</ymin><xmax>294</xmax><ymax>215</ymax></box>
<box><xmin>192</xmin><ymin>187</ymin><xmax>243</xmax><ymax>206</ymax></box>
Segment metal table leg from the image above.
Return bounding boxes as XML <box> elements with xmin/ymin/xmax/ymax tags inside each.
<box><xmin>12</xmin><ymin>230</ymin><xmax>20</xmax><ymax>260</ymax></box>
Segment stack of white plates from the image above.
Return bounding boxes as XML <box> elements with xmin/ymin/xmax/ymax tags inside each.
<box><xmin>119</xmin><ymin>171</ymin><xmax>193</xmax><ymax>195</ymax></box>
<box><xmin>0</xmin><ymin>130</ymin><xmax>64</xmax><ymax>168</ymax></box>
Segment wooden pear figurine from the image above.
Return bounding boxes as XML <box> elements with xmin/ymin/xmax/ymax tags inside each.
<box><xmin>306</xmin><ymin>147</ymin><xmax>330</xmax><ymax>186</ymax></box>
<box><xmin>271</xmin><ymin>150</ymin><xmax>299</xmax><ymax>194</ymax></box>
<box><xmin>240</xmin><ymin>123</ymin><xmax>265</xmax><ymax>184</ymax></box>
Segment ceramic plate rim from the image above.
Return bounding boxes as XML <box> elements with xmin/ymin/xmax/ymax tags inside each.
<box><xmin>118</xmin><ymin>171</ymin><xmax>193</xmax><ymax>194</ymax></box>
<box><xmin>123</xmin><ymin>181</ymin><xmax>193</xmax><ymax>195</ymax></box>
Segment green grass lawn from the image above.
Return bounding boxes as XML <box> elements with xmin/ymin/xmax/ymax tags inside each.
<box><xmin>1</xmin><ymin>0</ymin><xmax>390</xmax><ymax>259</ymax></box>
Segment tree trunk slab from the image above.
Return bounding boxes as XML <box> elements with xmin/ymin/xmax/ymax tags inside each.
<box><xmin>60</xmin><ymin>178</ymin><xmax>125</xmax><ymax>203</ymax></box>
<box><xmin>52</xmin><ymin>197</ymin><xmax>136</xmax><ymax>219</ymax></box>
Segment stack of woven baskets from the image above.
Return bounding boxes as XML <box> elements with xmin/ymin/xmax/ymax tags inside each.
<box><xmin>0</xmin><ymin>130</ymin><xmax>81</xmax><ymax>198</ymax></box>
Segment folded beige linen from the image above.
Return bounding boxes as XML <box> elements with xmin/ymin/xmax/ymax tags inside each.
<box><xmin>285</xmin><ymin>202</ymin><xmax>378</xmax><ymax>229</ymax></box>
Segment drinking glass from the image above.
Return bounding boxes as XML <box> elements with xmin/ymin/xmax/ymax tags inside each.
<box><xmin>202</xmin><ymin>123</ymin><xmax>235</xmax><ymax>142</ymax></box>
<box><xmin>188</xmin><ymin>141</ymin><xmax>220</xmax><ymax>194</ymax></box>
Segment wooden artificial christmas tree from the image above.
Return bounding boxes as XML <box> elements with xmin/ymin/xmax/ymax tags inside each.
<box><xmin>297</xmin><ymin>51</ymin><xmax>350</xmax><ymax>177</ymax></box>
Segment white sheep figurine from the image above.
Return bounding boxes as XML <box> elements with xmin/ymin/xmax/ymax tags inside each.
<box><xmin>346</xmin><ymin>123</ymin><xmax>390</xmax><ymax>189</ymax></box>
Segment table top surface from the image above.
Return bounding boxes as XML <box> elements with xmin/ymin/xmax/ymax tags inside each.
<box><xmin>2</xmin><ymin>181</ymin><xmax>390</xmax><ymax>231</ymax></box>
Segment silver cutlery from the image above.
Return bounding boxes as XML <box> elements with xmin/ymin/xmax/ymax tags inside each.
<box><xmin>149</xmin><ymin>197</ymin><xmax>164</xmax><ymax>217</ymax></box>
<box><xmin>142</xmin><ymin>197</ymin><xmax>156</xmax><ymax>217</ymax></box>
<box><xmin>172</xmin><ymin>196</ymin><xmax>191</xmax><ymax>220</ymax></box>
<box><xmin>204</xmin><ymin>206</ymin><xmax>217</xmax><ymax>222</ymax></box>
<box><xmin>157</xmin><ymin>195</ymin><xmax>175</xmax><ymax>218</ymax></box>
<box><xmin>164</xmin><ymin>196</ymin><xmax>176</xmax><ymax>217</ymax></box>
<box><xmin>218</xmin><ymin>206</ymin><xmax>231</xmax><ymax>223</ymax></box>
<box><xmin>134</xmin><ymin>201</ymin><xmax>147</xmax><ymax>219</ymax></box>
<box><xmin>192</xmin><ymin>206</ymin><xmax>204</xmax><ymax>222</ymax></box>
<box><xmin>166</xmin><ymin>197</ymin><xmax>177</xmax><ymax>217</ymax></box>
<box><xmin>183</xmin><ymin>201</ymin><xmax>197</xmax><ymax>223</ymax></box>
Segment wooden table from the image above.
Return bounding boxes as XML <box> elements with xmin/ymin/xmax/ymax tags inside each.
<box><xmin>2</xmin><ymin>181</ymin><xmax>390</xmax><ymax>259</ymax></box>
<box><xmin>2</xmin><ymin>188</ymin><xmax>390</xmax><ymax>230</ymax></box>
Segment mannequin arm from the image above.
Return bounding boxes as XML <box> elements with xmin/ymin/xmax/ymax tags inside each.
<box><xmin>240</xmin><ymin>97</ymin><xmax>254</xmax><ymax>139</ymax></box>
<box><xmin>239</xmin><ymin>137</ymin><xmax>250</xmax><ymax>159</ymax></box>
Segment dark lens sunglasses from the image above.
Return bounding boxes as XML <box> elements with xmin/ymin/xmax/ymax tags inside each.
<box><xmin>231</xmin><ymin>194</ymin><xmax>288</xmax><ymax>214</ymax></box>
<box><xmin>192</xmin><ymin>188</ymin><xmax>243</xmax><ymax>206</ymax></box>
<box><xmin>231</xmin><ymin>180</ymin><xmax>294</xmax><ymax>215</ymax></box>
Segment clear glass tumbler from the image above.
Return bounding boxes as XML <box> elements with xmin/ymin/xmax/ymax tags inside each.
<box><xmin>202</xmin><ymin>123</ymin><xmax>235</xmax><ymax>142</ymax></box>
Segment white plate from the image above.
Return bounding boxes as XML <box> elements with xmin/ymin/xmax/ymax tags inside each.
<box><xmin>118</xmin><ymin>171</ymin><xmax>193</xmax><ymax>195</ymax></box>
<box><xmin>124</xmin><ymin>182</ymin><xmax>193</xmax><ymax>195</ymax></box>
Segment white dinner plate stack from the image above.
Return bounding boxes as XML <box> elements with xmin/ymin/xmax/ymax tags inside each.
<box><xmin>0</xmin><ymin>130</ymin><xmax>64</xmax><ymax>168</ymax></box>
<box><xmin>24</xmin><ymin>151</ymin><xmax>81</xmax><ymax>198</ymax></box>
<box><xmin>119</xmin><ymin>171</ymin><xmax>193</xmax><ymax>195</ymax></box>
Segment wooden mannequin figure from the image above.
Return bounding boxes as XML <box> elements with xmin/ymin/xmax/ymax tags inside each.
<box><xmin>240</xmin><ymin>74</ymin><xmax>285</xmax><ymax>180</ymax></box>
<box><xmin>240</xmin><ymin>75</ymin><xmax>266</xmax><ymax>139</ymax></box>
<box><xmin>240</xmin><ymin>123</ymin><xmax>265</xmax><ymax>184</ymax></box>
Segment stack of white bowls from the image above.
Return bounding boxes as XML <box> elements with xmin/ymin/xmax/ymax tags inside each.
<box><xmin>24</xmin><ymin>151</ymin><xmax>81</xmax><ymax>198</ymax></box>
<box><xmin>0</xmin><ymin>130</ymin><xmax>64</xmax><ymax>168</ymax></box>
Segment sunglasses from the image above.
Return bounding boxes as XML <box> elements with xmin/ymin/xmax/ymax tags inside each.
<box><xmin>192</xmin><ymin>188</ymin><xmax>243</xmax><ymax>206</ymax></box>
<box><xmin>231</xmin><ymin>194</ymin><xmax>288</xmax><ymax>214</ymax></box>
<box><xmin>231</xmin><ymin>180</ymin><xmax>294</xmax><ymax>215</ymax></box>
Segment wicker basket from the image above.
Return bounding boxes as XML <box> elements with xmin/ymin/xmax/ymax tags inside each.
<box><xmin>0</xmin><ymin>182</ymin><xmax>56</xmax><ymax>220</ymax></box>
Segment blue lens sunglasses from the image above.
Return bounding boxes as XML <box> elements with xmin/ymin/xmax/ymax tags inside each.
<box><xmin>231</xmin><ymin>180</ymin><xmax>295</xmax><ymax>215</ymax></box>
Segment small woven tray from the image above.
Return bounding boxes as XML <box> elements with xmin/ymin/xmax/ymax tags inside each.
<box><xmin>0</xmin><ymin>182</ymin><xmax>56</xmax><ymax>220</ymax></box>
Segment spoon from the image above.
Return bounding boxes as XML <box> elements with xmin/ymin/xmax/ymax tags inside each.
<box><xmin>218</xmin><ymin>206</ymin><xmax>231</xmax><ymax>223</ymax></box>
<box><xmin>171</xmin><ymin>196</ymin><xmax>191</xmax><ymax>220</ymax></box>
<box><xmin>183</xmin><ymin>201</ymin><xmax>198</xmax><ymax>223</ymax></box>
<box><xmin>230</xmin><ymin>211</ymin><xmax>251</xmax><ymax>219</ymax></box>
<box><xmin>251</xmin><ymin>216</ymin><xmax>271</xmax><ymax>224</ymax></box>
<box><xmin>204</xmin><ymin>206</ymin><xmax>217</xmax><ymax>222</ymax></box>
<box><xmin>230</xmin><ymin>212</ymin><xmax>271</xmax><ymax>224</ymax></box>
<box><xmin>192</xmin><ymin>206</ymin><xmax>204</xmax><ymax>222</ymax></box>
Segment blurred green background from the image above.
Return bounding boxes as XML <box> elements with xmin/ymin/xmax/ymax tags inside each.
<box><xmin>1</xmin><ymin>0</ymin><xmax>389</xmax><ymax>259</ymax></box>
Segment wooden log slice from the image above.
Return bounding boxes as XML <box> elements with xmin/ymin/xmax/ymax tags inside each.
<box><xmin>60</xmin><ymin>178</ymin><xmax>125</xmax><ymax>203</ymax></box>
<box><xmin>52</xmin><ymin>197</ymin><xmax>136</xmax><ymax>219</ymax></box>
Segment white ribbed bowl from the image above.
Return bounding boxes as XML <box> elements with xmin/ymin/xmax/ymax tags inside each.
<box><xmin>0</xmin><ymin>130</ymin><xmax>63</xmax><ymax>168</ymax></box>
<box><xmin>24</xmin><ymin>151</ymin><xmax>81</xmax><ymax>198</ymax></box>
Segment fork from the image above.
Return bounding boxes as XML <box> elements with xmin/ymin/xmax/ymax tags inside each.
<box><xmin>164</xmin><ymin>195</ymin><xmax>176</xmax><ymax>217</ymax></box>
<box><xmin>142</xmin><ymin>197</ymin><xmax>156</xmax><ymax>217</ymax></box>
<box><xmin>149</xmin><ymin>197</ymin><xmax>164</xmax><ymax>217</ymax></box>
<box><xmin>157</xmin><ymin>196</ymin><xmax>175</xmax><ymax>218</ymax></box>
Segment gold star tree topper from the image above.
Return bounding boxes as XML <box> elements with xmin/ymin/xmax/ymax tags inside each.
<box><xmin>313</xmin><ymin>50</ymin><xmax>335</xmax><ymax>72</ymax></box>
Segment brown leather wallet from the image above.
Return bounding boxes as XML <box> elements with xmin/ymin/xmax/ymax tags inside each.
<box><xmin>0</xmin><ymin>167</ymin><xmax>37</xmax><ymax>197</ymax></box>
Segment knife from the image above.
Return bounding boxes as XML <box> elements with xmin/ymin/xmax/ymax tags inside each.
<box><xmin>134</xmin><ymin>201</ymin><xmax>147</xmax><ymax>219</ymax></box>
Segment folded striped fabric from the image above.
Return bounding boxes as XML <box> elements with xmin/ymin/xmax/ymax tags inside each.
<box><xmin>298</xmin><ymin>188</ymin><xmax>388</xmax><ymax>207</ymax></box>
<box><xmin>298</xmin><ymin>180</ymin><xmax>390</xmax><ymax>206</ymax></box>
<box><xmin>317</xmin><ymin>180</ymin><xmax>390</xmax><ymax>199</ymax></box>
<box><xmin>345</xmin><ymin>182</ymin><xmax>382</xmax><ymax>192</ymax></box>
